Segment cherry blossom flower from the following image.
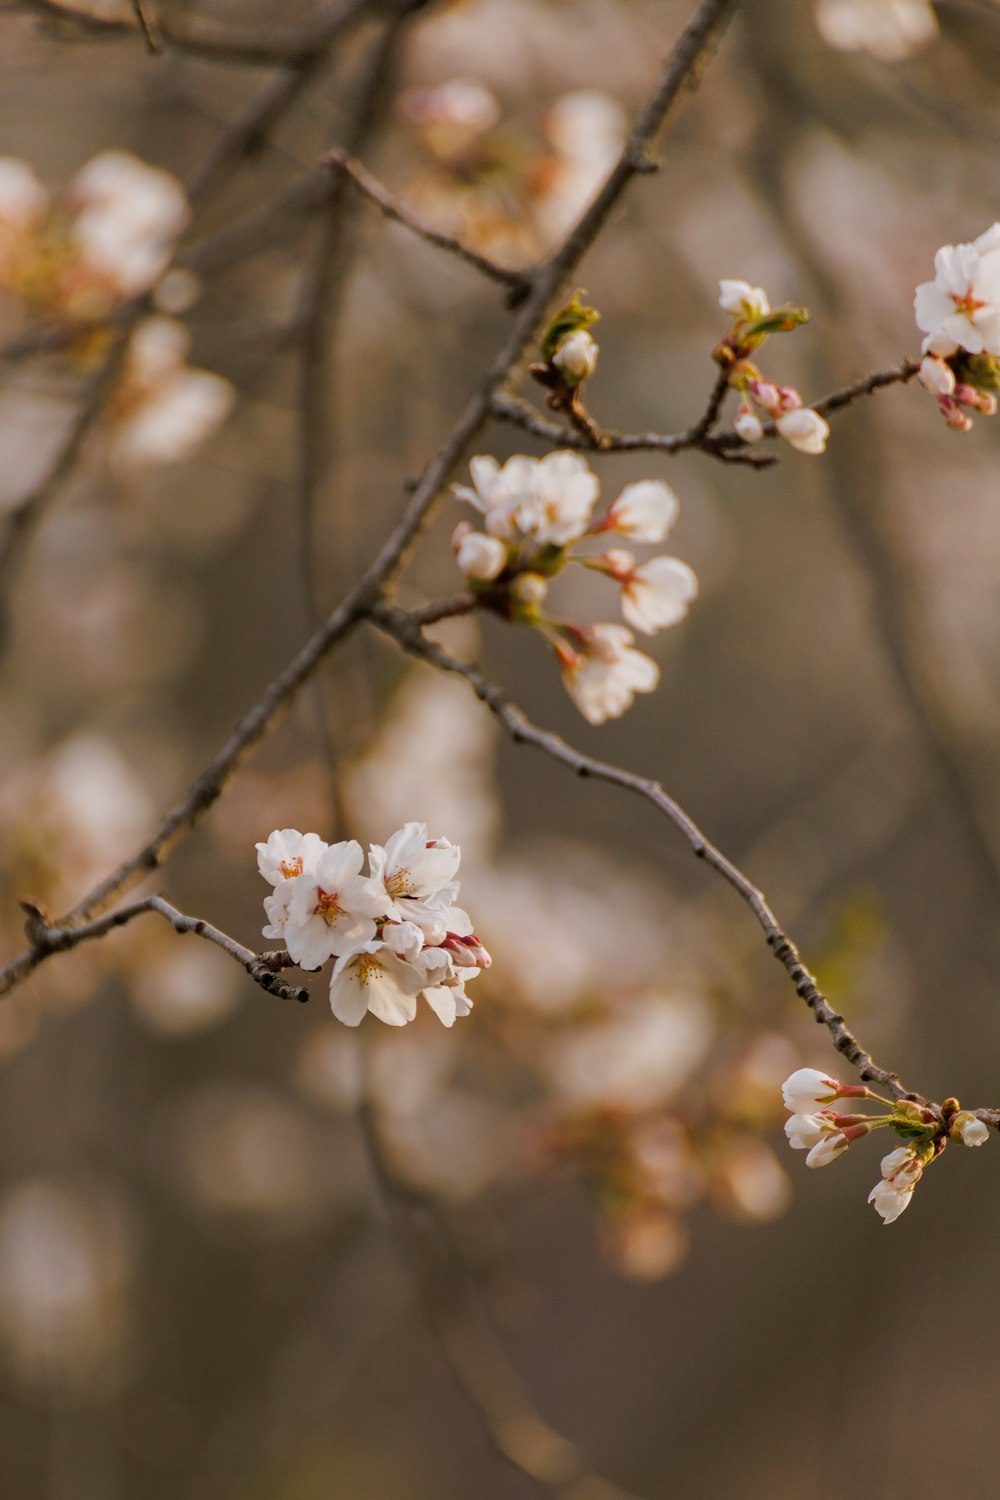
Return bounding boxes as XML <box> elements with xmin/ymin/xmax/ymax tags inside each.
<box><xmin>805</xmin><ymin>1132</ymin><xmax>849</xmax><ymax>1168</ymax></box>
<box><xmin>815</xmin><ymin>0</ymin><xmax>938</xmax><ymax>63</ymax></box>
<box><xmin>719</xmin><ymin>279</ymin><xmax>770</xmax><ymax>322</ymax></box>
<box><xmin>951</xmin><ymin>1112</ymin><xmax>989</xmax><ymax>1147</ymax></box>
<box><xmin>108</xmin><ymin>317</ymin><xmax>234</xmax><ymax>469</ymax></box>
<box><xmin>453</xmin><ymin>525</ymin><xmax>507</xmax><ymax>582</ymax></box>
<box><xmin>618</xmin><ymin>555</ymin><xmax>699</xmax><ymax>636</ymax></box>
<box><xmin>559</xmin><ymin>624</ymin><xmax>660</xmax><ymax>725</ymax></box>
<box><xmin>781</xmin><ymin>1068</ymin><xmax>847</xmax><ymax>1112</ymax></box>
<box><xmin>256</xmin><ymin>828</ymin><xmax>327</xmax><ymax>886</ymax></box>
<box><xmin>783</xmin><ymin>1112</ymin><xmax>834</xmax><ymax>1150</ymax></box>
<box><xmin>917</xmin><ymin>355</ymin><xmax>957</xmax><ymax>397</ymax></box>
<box><xmin>867</xmin><ymin>1145</ymin><xmax>924</xmax><ymax>1223</ymax></box>
<box><xmin>328</xmin><ymin>941</ymin><xmax>425</xmax><ymax>1027</ymax></box>
<box><xmin>284</xmin><ymin>841</ymin><xmax>389</xmax><ymax>970</ymax></box>
<box><xmin>69</xmin><ymin>150</ymin><xmax>189</xmax><ymax>300</ymax></box>
<box><xmin>368</xmin><ymin>822</ymin><xmax>462</xmax><ymax>930</ymax></box>
<box><xmin>601</xmin><ymin>480</ymin><xmax>679</xmax><ymax>544</ymax></box>
<box><xmin>734</xmin><ymin>405</ymin><xmax>764</xmax><ymax>444</ymax></box>
<box><xmin>552</xmin><ymin>329</ymin><xmax>599</xmax><ymax>383</ymax></box>
<box><xmin>454</xmin><ymin>451</ymin><xmax>598</xmax><ymax>546</ymax></box>
<box><xmin>776</xmin><ymin>407</ymin><xmax>829</xmax><ymax>455</ymax></box>
<box><xmin>915</xmin><ymin>237</ymin><xmax>1000</xmax><ymax>358</ymax></box>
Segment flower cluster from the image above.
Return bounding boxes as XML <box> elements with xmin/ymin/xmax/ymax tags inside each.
<box><xmin>108</xmin><ymin>316</ymin><xmax>234</xmax><ymax>469</ymax></box>
<box><xmin>715</xmin><ymin>280</ymin><xmax>830</xmax><ymax>456</ymax></box>
<box><xmin>256</xmin><ymin>824</ymin><xmax>489</xmax><ymax>1028</ymax></box>
<box><xmin>781</xmin><ymin>1067</ymin><xmax>988</xmax><ymax>1223</ymax></box>
<box><xmin>915</xmin><ymin>224</ymin><xmax>1000</xmax><ymax>434</ymax></box>
<box><xmin>0</xmin><ymin>150</ymin><xmax>188</xmax><ymax>328</ymax></box>
<box><xmin>453</xmin><ymin>450</ymin><xmax>697</xmax><ymax>724</ymax></box>
<box><xmin>814</xmin><ymin>0</ymin><xmax>937</xmax><ymax>63</ymax></box>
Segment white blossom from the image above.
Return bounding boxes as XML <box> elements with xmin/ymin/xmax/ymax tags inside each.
<box><xmin>620</xmin><ymin>555</ymin><xmax>699</xmax><ymax>636</ymax></box>
<box><xmin>603</xmin><ymin>479</ymin><xmax>679</xmax><ymax>543</ymax></box>
<box><xmin>109</xmin><ymin>317</ymin><xmax>234</xmax><ymax>469</ymax></box>
<box><xmin>69</xmin><ymin>150</ymin><xmax>189</xmax><ymax>297</ymax></box>
<box><xmin>368</xmin><ymin>822</ymin><xmax>462</xmax><ymax>930</ymax></box>
<box><xmin>867</xmin><ymin>1173</ymin><xmax>915</xmax><ymax>1223</ymax></box>
<box><xmin>553</xmin><ymin>329</ymin><xmax>599</xmax><ymax>382</ymax></box>
<box><xmin>918</xmin><ymin>355</ymin><xmax>957</xmax><ymax>397</ymax></box>
<box><xmin>805</xmin><ymin>1132</ymin><xmax>849</xmax><ymax>1168</ymax></box>
<box><xmin>256</xmin><ymin>828</ymin><xmax>328</xmax><ymax>886</ymax></box>
<box><xmin>719</xmin><ymin>279</ymin><xmax>770</xmax><ymax>322</ymax></box>
<box><xmin>560</xmin><ymin>623</ymin><xmax>660</xmax><ymax>725</ymax></box>
<box><xmin>454</xmin><ymin>451</ymin><xmax>599</xmax><ymax>546</ymax></box>
<box><xmin>734</xmin><ymin>405</ymin><xmax>764</xmax><ymax>444</ymax></box>
<box><xmin>0</xmin><ymin>158</ymin><xmax>47</xmax><ymax>228</ymax></box>
<box><xmin>776</xmin><ymin>407</ymin><xmax>829</xmax><ymax>455</ymax></box>
<box><xmin>957</xmin><ymin>1114</ymin><xmax>989</xmax><ymax>1147</ymax></box>
<box><xmin>784</xmin><ymin>1112</ymin><xmax>833</xmax><ymax>1150</ymax></box>
<box><xmin>815</xmin><ymin>0</ymin><xmax>938</xmax><ymax>63</ymax></box>
<box><xmin>781</xmin><ymin>1068</ymin><xmax>843</xmax><ymax>1112</ymax></box>
<box><xmin>914</xmin><ymin>240</ymin><xmax>1000</xmax><ymax>358</ymax></box>
<box><xmin>454</xmin><ymin>527</ymin><xmax>507</xmax><ymax>581</ymax></box>
<box><xmin>284</xmin><ymin>840</ymin><xmax>389</xmax><ymax>970</ymax></box>
<box><xmin>328</xmin><ymin>942</ymin><xmax>424</xmax><ymax>1027</ymax></box>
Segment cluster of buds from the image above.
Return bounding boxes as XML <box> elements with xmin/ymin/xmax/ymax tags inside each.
<box><xmin>782</xmin><ymin>1067</ymin><xmax>989</xmax><ymax>1223</ymax></box>
<box><xmin>715</xmin><ymin>280</ymin><xmax>830</xmax><ymax>456</ymax></box>
<box><xmin>914</xmin><ymin>223</ymin><xmax>1000</xmax><ymax>434</ymax></box>
<box><xmin>256</xmin><ymin>823</ymin><xmax>489</xmax><ymax>1028</ymax></box>
<box><xmin>452</xmin><ymin>448</ymin><xmax>697</xmax><ymax>724</ymax></box>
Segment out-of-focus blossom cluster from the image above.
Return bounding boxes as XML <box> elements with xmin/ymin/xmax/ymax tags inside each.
<box><xmin>452</xmin><ymin>446</ymin><xmax>696</xmax><ymax>725</ymax></box>
<box><xmin>0</xmin><ymin>150</ymin><xmax>188</xmax><ymax>329</ymax></box>
<box><xmin>397</xmin><ymin>79</ymin><xmax>625</xmax><ymax>264</ymax></box>
<box><xmin>814</xmin><ymin>0</ymin><xmax>938</xmax><ymax>63</ymax></box>
<box><xmin>107</xmin><ymin>316</ymin><xmax>234</xmax><ymax>470</ymax></box>
<box><xmin>257</xmin><ymin>823</ymin><xmax>489</xmax><ymax>1027</ymax></box>
<box><xmin>715</xmin><ymin>280</ymin><xmax>830</xmax><ymax>456</ymax></box>
<box><xmin>915</xmin><ymin>224</ymin><xmax>1000</xmax><ymax>435</ymax></box>
<box><xmin>781</xmin><ymin>1067</ymin><xmax>989</xmax><ymax>1223</ymax></box>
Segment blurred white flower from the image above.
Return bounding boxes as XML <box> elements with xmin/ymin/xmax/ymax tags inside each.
<box><xmin>815</xmin><ymin>0</ymin><xmax>937</xmax><ymax>62</ymax></box>
<box><xmin>109</xmin><ymin>317</ymin><xmax>234</xmax><ymax>469</ymax></box>
<box><xmin>0</xmin><ymin>158</ymin><xmax>46</xmax><ymax>229</ymax></box>
<box><xmin>619</xmin><ymin>555</ymin><xmax>699</xmax><ymax>636</ymax></box>
<box><xmin>455</xmin><ymin>450</ymin><xmax>599</xmax><ymax>545</ymax></box>
<box><xmin>69</xmin><ymin>150</ymin><xmax>189</xmax><ymax>298</ymax></box>
<box><xmin>538</xmin><ymin>90</ymin><xmax>626</xmax><ymax>243</ymax></box>
<box><xmin>917</xmin><ymin>355</ymin><xmax>957</xmax><ymax>397</ymax></box>
<box><xmin>552</xmin><ymin>328</ymin><xmax>599</xmax><ymax>383</ymax></box>
<box><xmin>718</xmin><ymin>278</ymin><xmax>770</xmax><ymax>321</ymax></box>
<box><xmin>454</xmin><ymin>525</ymin><xmax>508</xmax><ymax>581</ymax></box>
<box><xmin>560</xmin><ymin>622</ymin><xmax>659</xmax><ymax>724</ymax></box>
<box><xmin>545</xmin><ymin>994</ymin><xmax>713</xmax><ymax>1111</ymax></box>
<box><xmin>734</xmin><ymin>404</ymin><xmax>764</xmax><ymax>443</ymax></box>
<box><xmin>602</xmin><ymin>479</ymin><xmax>679</xmax><ymax>544</ymax></box>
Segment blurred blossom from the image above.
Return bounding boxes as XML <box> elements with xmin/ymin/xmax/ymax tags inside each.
<box><xmin>708</xmin><ymin>1140</ymin><xmax>792</xmax><ymax>1224</ymax></box>
<box><xmin>712</xmin><ymin>1033</ymin><xmax>802</xmax><ymax>1122</ymax></box>
<box><xmin>379</xmin><ymin>1089</ymin><xmax>516</xmax><ymax>1200</ymax></box>
<box><xmin>814</xmin><ymin>0</ymin><xmax>938</xmax><ymax>61</ymax></box>
<box><xmin>602</xmin><ymin>1206</ymin><xmax>689</xmax><ymax>1282</ymax></box>
<box><xmin>123</xmin><ymin>934</ymin><xmax>241</xmax><ymax>1037</ymax></box>
<box><xmin>544</xmin><ymin>994</ymin><xmax>714</xmax><ymax>1111</ymax></box>
<box><xmin>166</xmin><ymin>1084</ymin><xmax>326</xmax><ymax>1229</ymax></box>
<box><xmin>107</xmin><ymin>316</ymin><xmax>234</xmax><ymax>469</ymax></box>
<box><xmin>0</xmin><ymin>1180</ymin><xmax>135</xmax><ymax>1395</ymax></box>
<box><xmin>0</xmin><ymin>732</ymin><xmax>153</xmax><ymax>907</ymax></box>
<box><xmin>469</xmin><ymin>844</ymin><xmax>666</xmax><ymax>1013</ymax></box>
<box><xmin>345</xmin><ymin>666</ymin><xmax>500</xmax><ymax>866</ymax></box>
<box><xmin>534</xmin><ymin>90</ymin><xmax>627</xmax><ymax>244</ymax></box>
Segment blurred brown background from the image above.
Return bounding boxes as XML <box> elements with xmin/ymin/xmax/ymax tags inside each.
<box><xmin>2</xmin><ymin>0</ymin><xmax>1000</xmax><ymax>1496</ymax></box>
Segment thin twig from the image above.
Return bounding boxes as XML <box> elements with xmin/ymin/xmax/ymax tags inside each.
<box><xmin>369</xmin><ymin>601</ymin><xmax>925</xmax><ymax>1107</ymax></box>
<box><xmin>129</xmin><ymin>0</ymin><xmax>159</xmax><ymax>53</ymax></box>
<box><xmin>19</xmin><ymin>894</ymin><xmax>309</xmax><ymax>1002</ymax></box>
<box><xmin>0</xmin><ymin>0</ymin><xmax>740</xmax><ymax>994</ymax></box>
<box><xmin>325</xmin><ymin>150</ymin><xmax>530</xmax><ymax>297</ymax></box>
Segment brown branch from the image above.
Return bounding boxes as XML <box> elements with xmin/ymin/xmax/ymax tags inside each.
<box><xmin>324</xmin><ymin>149</ymin><xmax>530</xmax><ymax>297</ymax></box>
<box><xmin>19</xmin><ymin>894</ymin><xmax>309</xmax><ymax>1003</ymax></box>
<box><xmin>0</xmin><ymin>0</ymin><xmax>741</xmax><ymax>995</ymax></box>
<box><xmin>369</xmin><ymin>600</ymin><xmax>926</xmax><ymax>1107</ymax></box>
<box><xmin>129</xmin><ymin>0</ymin><xmax>159</xmax><ymax>53</ymax></box>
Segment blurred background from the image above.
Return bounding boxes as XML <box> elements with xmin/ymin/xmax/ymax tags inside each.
<box><xmin>2</xmin><ymin>0</ymin><xmax>1000</xmax><ymax>1495</ymax></box>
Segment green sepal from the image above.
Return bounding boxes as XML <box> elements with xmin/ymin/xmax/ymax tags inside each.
<box><xmin>541</xmin><ymin>290</ymin><xmax>600</xmax><ymax>362</ymax></box>
<box><xmin>963</xmin><ymin>353</ymin><xmax>1000</xmax><ymax>391</ymax></box>
<box><xmin>746</xmin><ymin>304</ymin><xmax>810</xmax><ymax>339</ymax></box>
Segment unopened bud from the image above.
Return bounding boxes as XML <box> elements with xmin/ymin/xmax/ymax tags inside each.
<box><xmin>552</xmin><ymin>328</ymin><xmax>599</xmax><ymax>384</ymax></box>
<box><xmin>734</xmin><ymin>404</ymin><xmax>764</xmax><ymax>443</ymax></box>
<box><xmin>918</xmin><ymin>355</ymin><xmax>956</xmax><ymax>397</ymax></box>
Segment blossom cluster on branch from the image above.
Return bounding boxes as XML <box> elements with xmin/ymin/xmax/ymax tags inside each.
<box><xmin>257</xmin><ymin>823</ymin><xmax>490</xmax><ymax>1028</ymax></box>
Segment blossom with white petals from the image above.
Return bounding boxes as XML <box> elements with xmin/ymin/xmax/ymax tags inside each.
<box><xmin>776</xmin><ymin>407</ymin><xmax>829</xmax><ymax>455</ymax></box>
<box><xmin>368</xmin><ymin>822</ymin><xmax>462</xmax><ymax>930</ymax></box>
<box><xmin>328</xmin><ymin>941</ymin><xmax>425</xmax><ymax>1027</ymax></box>
<box><xmin>734</xmin><ymin>405</ymin><xmax>764</xmax><ymax>444</ymax></box>
<box><xmin>619</xmin><ymin>555</ymin><xmax>699</xmax><ymax>636</ymax></box>
<box><xmin>952</xmin><ymin>1111</ymin><xmax>989</xmax><ymax>1147</ymax></box>
<box><xmin>453</xmin><ymin>526</ymin><xmax>507</xmax><ymax>582</ymax></box>
<box><xmin>805</xmin><ymin>1132</ymin><xmax>849</xmax><ymax>1168</ymax></box>
<box><xmin>719</xmin><ymin>279</ymin><xmax>770</xmax><ymax>322</ymax></box>
<box><xmin>454</xmin><ymin>451</ymin><xmax>598</xmax><ymax>546</ymax></box>
<box><xmin>0</xmin><ymin>159</ymin><xmax>46</xmax><ymax>231</ymax></box>
<box><xmin>284</xmin><ymin>841</ymin><xmax>389</xmax><ymax>970</ymax></box>
<box><xmin>553</xmin><ymin>329</ymin><xmax>599</xmax><ymax>383</ymax></box>
<box><xmin>784</xmin><ymin>1112</ymin><xmax>833</xmax><ymax>1150</ymax></box>
<box><xmin>868</xmin><ymin>1145</ymin><xmax>925</xmax><ymax>1224</ymax></box>
<box><xmin>915</xmin><ymin>237</ymin><xmax>1000</xmax><ymax>358</ymax></box>
<box><xmin>69</xmin><ymin>150</ymin><xmax>189</xmax><ymax>300</ymax></box>
<box><xmin>560</xmin><ymin>624</ymin><xmax>659</xmax><ymax>725</ymax></box>
<box><xmin>603</xmin><ymin>480</ymin><xmax>679</xmax><ymax>544</ymax></box>
<box><xmin>917</xmin><ymin>355</ymin><xmax>956</xmax><ymax>397</ymax></box>
<box><xmin>781</xmin><ymin>1068</ymin><xmax>844</xmax><ymax>1113</ymax></box>
<box><xmin>108</xmin><ymin>316</ymin><xmax>234</xmax><ymax>469</ymax></box>
<box><xmin>256</xmin><ymin>828</ymin><xmax>327</xmax><ymax>886</ymax></box>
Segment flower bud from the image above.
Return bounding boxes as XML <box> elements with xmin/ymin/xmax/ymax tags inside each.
<box><xmin>955</xmin><ymin>383</ymin><xmax>998</xmax><ymax>415</ymax></box>
<box><xmin>939</xmin><ymin>396</ymin><xmax>974</xmax><ymax>432</ymax></box>
<box><xmin>455</xmin><ymin>529</ymin><xmax>508</xmax><ymax>581</ymax></box>
<box><xmin>552</xmin><ymin>328</ymin><xmax>599</xmax><ymax>383</ymax></box>
<box><xmin>951</xmin><ymin>1111</ymin><xmax>989</xmax><ymax>1147</ymax></box>
<box><xmin>781</xmin><ymin>1067</ymin><xmax>842</xmax><ymax>1112</ymax></box>
<box><xmin>734</xmin><ymin>404</ymin><xmax>764</xmax><ymax>443</ymax></box>
<box><xmin>748</xmin><ymin>378</ymin><xmax>781</xmax><ymax>416</ymax></box>
<box><xmin>776</xmin><ymin>407</ymin><xmax>829</xmax><ymax>455</ymax></box>
<box><xmin>805</xmin><ymin>1132</ymin><xmax>849</xmax><ymax>1168</ymax></box>
<box><xmin>718</xmin><ymin>279</ymin><xmax>770</xmax><ymax>322</ymax></box>
<box><xmin>511</xmin><ymin>571</ymin><xmax>548</xmax><ymax>607</ymax></box>
<box><xmin>918</xmin><ymin>355</ymin><xmax>956</xmax><ymax>397</ymax></box>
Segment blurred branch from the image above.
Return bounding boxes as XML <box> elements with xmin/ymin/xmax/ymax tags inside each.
<box><xmin>369</xmin><ymin>599</ymin><xmax>928</xmax><ymax>1108</ymax></box>
<box><xmin>129</xmin><ymin>0</ymin><xmax>159</xmax><ymax>53</ymax></box>
<box><xmin>324</xmin><ymin>149</ymin><xmax>531</xmax><ymax>297</ymax></box>
<box><xmin>16</xmin><ymin>0</ymin><xmax>374</xmax><ymax>66</ymax></box>
<box><xmin>358</xmin><ymin>1084</ymin><xmax>647</xmax><ymax>1499</ymax></box>
<box><xmin>0</xmin><ymin>0</ymin><xmax>741</xmax><ymax>996</ymax></box>
<box><xmin>18</xmin><ymin>893</ymin><xmax>310</xmax><ymax>1002</ymax></box>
